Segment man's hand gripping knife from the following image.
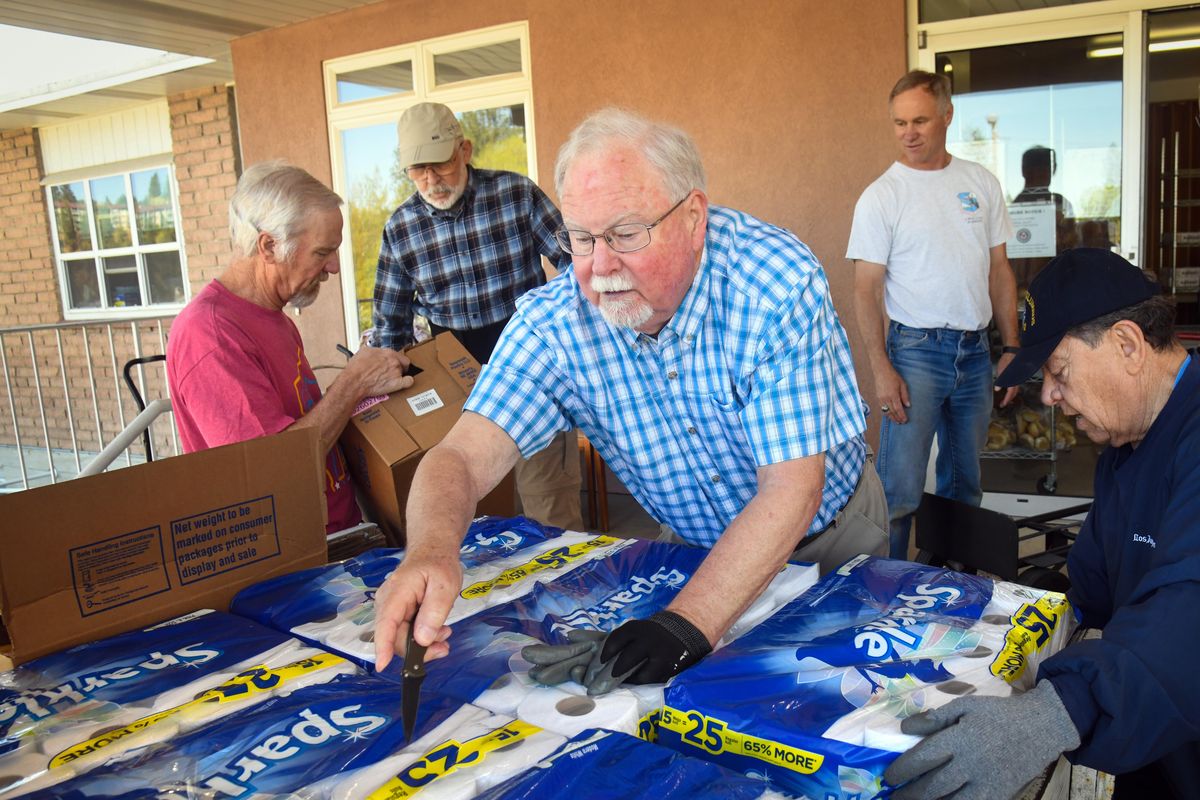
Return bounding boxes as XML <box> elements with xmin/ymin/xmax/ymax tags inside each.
<box><xmin>883</xmin><ymin>680</ymin><xmax>1080</xmax><ymax>800</ymax></box>
<box><xmin>522</xmin><ymin>611</ymin><xmax>713</xmax><ymax>695</ymax></box>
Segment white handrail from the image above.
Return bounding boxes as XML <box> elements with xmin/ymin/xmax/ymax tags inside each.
<box><xmin>78</xmin><ymin>398</ymin><xmax>173</xmax><ymax>477</ymax></box>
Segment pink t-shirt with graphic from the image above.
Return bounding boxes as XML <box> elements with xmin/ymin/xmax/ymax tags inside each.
<box><xmin>167</xmin><ymin>280</ymin><xmax>361</xmax><ymax>534</ymax></box>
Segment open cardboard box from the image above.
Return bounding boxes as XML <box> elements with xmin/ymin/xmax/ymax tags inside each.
<box><xmin>340</xmin><ymin>332</ymin><xmax>514</xmax><ymax>544</ymax></box>
<box><xmin>0</xmin><ymin>428</ymin><xmax>327</xmax><ymax>665</ymax></box>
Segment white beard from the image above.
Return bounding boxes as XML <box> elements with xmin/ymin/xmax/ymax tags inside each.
<box><xmin>420</xmin><ymin>179</ymin><xmax>466</xmax><ymax>210</ymax></box>
<box><xmin>591</xmin><ymin>274</ymin><xmax>653</xmax><ymax>330</ymax></box>
<box><xmin>287</xmin><ymin>281</ymin><xmax>321</xmax><ymax>309</ymax></box>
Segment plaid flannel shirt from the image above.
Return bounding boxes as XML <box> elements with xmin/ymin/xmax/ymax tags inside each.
<box><xmin>465</xmin><ymin>206</ymin><xmax>867</xmax><ymax>546</ymax></box>
<box><xmin>373</xmin><ymin>167</ymin><xmax>571</xmax><ymax>349</ymax></box>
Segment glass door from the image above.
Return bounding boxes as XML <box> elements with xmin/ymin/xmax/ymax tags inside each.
<box><xmin>919</xmin><ymin>14</ymin><xmax>1139</xmax><ymax>504</ymax></box>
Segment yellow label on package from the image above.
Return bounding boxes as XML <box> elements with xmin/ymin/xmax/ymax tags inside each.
<box><xmin>658</xmin><ymin>706</ymin><xmax>824</xmax><ymax>775</ymax></box>
<box><xmin>460</xmin><ymin>536</ymin><xmax>620</xmax><ymax>599</ymax></box>
<box><xmin>367</xmin><ymin>720</ymin><xmax>542</xmax><ymax>799</ymax></box>
<box><xmin>991</xmin><ymin>595</ymin><xmax>1070</xmax><ymax>683</ymax></box>
<box><xmin>49</xmin><ymin>653</ymin><xmax>347</xmax><ymax>768</ymax></box>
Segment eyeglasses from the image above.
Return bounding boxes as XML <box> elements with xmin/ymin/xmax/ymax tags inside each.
<box><xmin>405</xmin><ymin>143</ymin><xmax>462</xmax><ymax>180</ymax></box>
<box><xmin>554</xmin><ymin>193</ymin><xmax>691</xmax><ymax>256</ymax></box>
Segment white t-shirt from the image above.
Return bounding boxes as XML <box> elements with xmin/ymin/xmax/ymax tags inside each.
<box><xmin>846</xmin><ymin>157</ymin><xmax>1013</xmax><ymax>331</ymax></box>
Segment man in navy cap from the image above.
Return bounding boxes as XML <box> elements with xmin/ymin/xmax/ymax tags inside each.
<box><xmin>884</xmin><ymin>248</ymin><xmax>1198</xmax><ymax>799</ymax></box>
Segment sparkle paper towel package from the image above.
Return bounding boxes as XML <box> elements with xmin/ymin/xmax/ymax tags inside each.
<box><xmin>411</xmin><ymin>538</ymin><xmax>713</xmax><ymax>716</ymax></box>
<box><xmin>229</xmin><ymin>518</ymin><xmax>634</xmax><ymax>670</ymax></box>
<box><xmin>295</xmin><ymin>702</ymin><xmax>567</xmax><ymax>800</ymax></box>
<box><xmin>0</xmin><ymin>610</ymin><xmax>361</xmax><ymax>797</ymax></box>
<box><xmin>654</xmin><ymin>555</ymin><xmax>1077</xmax><ymax>800</ymax></box>
<box><xmin>0</xmin><ymin>610</ymin><xmax>294</xmax><ymax>750</ymax></box>
<box><xmin>407</xmin><ymin>540</ymin><xmax>816</xmax><ymax>739</ymax></box>
<box><xmin>229</xmin><ymin>516</ymin><xmax>563</xmax><ymax>633</ymax></box>
<box><xmin>473</xmin><ymin>728</ymin><xmax>788</xmax><ymax>800</ymax></box>
<box><xmin>15</xmin><ymin>674</ymin><xmax>462</xmax><ymax>800</ymax></box>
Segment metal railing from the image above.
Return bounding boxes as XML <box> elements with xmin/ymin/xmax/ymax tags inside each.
<box><xmin>0</xmin><ymin>316</ymin><xmax>179</xmax><ymax>492</ymax></box>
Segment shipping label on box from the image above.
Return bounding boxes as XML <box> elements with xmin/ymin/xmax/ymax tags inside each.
<box><xmin>0</xmin><ymin>428</ymin><xmax>327</xmax><ymax>664</ymax></box>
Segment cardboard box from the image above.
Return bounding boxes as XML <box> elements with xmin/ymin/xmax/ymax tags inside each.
<box><xmin>0</xmin><ymin>428</ymin><xmax>327</xmax><ymax>664</ymax></box>
<box><xmin>341</xmin><ymin>332</ymin><xmax>515</xmax><ymax>543</ymax></box>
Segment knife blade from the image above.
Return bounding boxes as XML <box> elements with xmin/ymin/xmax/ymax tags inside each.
<box><xmin>401</xmin><ymin>624</ymin><xmax>427</xmax><ymax>741</ymax></box>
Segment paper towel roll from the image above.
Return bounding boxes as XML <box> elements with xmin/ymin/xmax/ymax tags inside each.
<box><xmin>516</xmin><ymin>687</ymin><xmax>640</xmax><ymax>738</ymax></box>
<box><xmin>149</xmin><ymin>639</ymin><xmax>310</xmax><ymax>712</ymax></box>
<box><xmin>862</xmin><ymin>711</ymin><xmax>921</xmax><ymax>753</ymax></box>
<box><xmin>330</xmin><ymin>705</ymin><xmax>500</xmax><ymax>800</ymax></box>
<box><xmin>325</xmin><ymin>622</ymin><xmax>377</xmax><ymax>662</ymax></box>
<box><xmin>472</xmin><ymin>730</ymin><xmax>566</xmax><ymax>791</ymax></box>
<box><xmin>474</xmin><ymin>672</ymin><xmax>535</xmax><ymax>717</ymax></box>
<box><xmin>37</xmin><ymin>708</ymin><xmax>141</xmax><ymax>756</ymax></box>
<box><xmin>0</xmin><ymin>751</ymin><xmax>74</xmax><ymax>797</ymax></box>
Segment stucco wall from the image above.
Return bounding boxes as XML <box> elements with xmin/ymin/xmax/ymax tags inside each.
<box><xmin>230</xmin><ymin>0</ymin><xmax>907</xmax><ymax>445</ymax></box>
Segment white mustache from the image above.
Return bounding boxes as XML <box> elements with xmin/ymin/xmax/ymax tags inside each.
<box><xmin>591</xmin><ymin>275</ymin><xmax>635</xmax><ymax>293</ymax></box>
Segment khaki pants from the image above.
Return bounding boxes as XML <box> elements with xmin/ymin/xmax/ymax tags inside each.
<box><xmin>514</xmin><ymin>429</ymin><xmax>584</xmax><ymax>531</ymax></box>
<box><xmin>791</xmin><ymin>456</ymin><xmax>888</xmax><ymax>574</ymax></box>
<box><xmin>655</xmin><ymin>453</ymin><xmax>889</xmax><ymax>575</ymax></box>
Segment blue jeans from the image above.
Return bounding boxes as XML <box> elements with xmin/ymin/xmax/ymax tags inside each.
<box><xmin>877</xmin><ymin>322</ymin><xmax>992</xmax><ymax>559</ymax></box>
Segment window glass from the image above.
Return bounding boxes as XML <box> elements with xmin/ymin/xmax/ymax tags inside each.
<box><xmin>937</xmin><ymin>34</ymin><xmax>1123</xmax><ymax>292</ymax></box>
<box><xmin>433</xmin><ymin>40</ymin><xmax>521</xmax><ymax>86</ymax></box>
<box><xmin>90</xmin><ymin>175</ymin><xmax>132</xmax><ymax>249</ymax></box>
<box><xmin>145</xmin><ymin>251</ymin><xmax>185</xmax><ymax>304</ymax></box>
<box><xmin>131</xmin><ymin>167</ymin><xmax>176</xmax><ymax>244</ymax></box>
<box><xmin>1145</xmin><ymin>6</ymin><xmax>1200</xmax><ymax>325</ymax></box>
<box><xmin>49</xmin><ymin>163</ymin><xmax>186</xmax><ymax>315</ymax></box>
<box><xmin>102</xmin><ymin>255</ymin><xmax>140</xmax><ymax>307</ymax></box>
<box><xmin>337</xmin><ymin>60</ymin><xmax>414</xmax><ymax>103</ymax></box>
<box><xmin>52</xmin><ymin>182</ymin><xmax>92</xmax><ymax>253</ymax></box>
<box><xmin>65</xmin><ymin>260</ymin><xmax>100</xmax><ymax>308</ymax></box>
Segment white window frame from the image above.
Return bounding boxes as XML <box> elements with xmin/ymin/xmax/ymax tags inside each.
<box><xmin>323</xmin><ymin>22</ymin><xmax>538</xmax><ymax>344</ymax></box>
<box><xmin>46</xmin><ymin>160</ymin><xmax>189</xmax><ymax>321</ymax></box>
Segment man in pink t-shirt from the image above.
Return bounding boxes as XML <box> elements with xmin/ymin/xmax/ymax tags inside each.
<box><xmin>168</xmin><ymin>162</ymin><xmax>412</xmax><ymax>534</ymax></box>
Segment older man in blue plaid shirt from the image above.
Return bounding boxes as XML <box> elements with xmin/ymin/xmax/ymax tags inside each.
<box><xmin>373</xmin><ymin>102</ymin><xmax>581</xmax><ymax>530</ymax></box>
<box><xmin>374</xmin><ymin>108</ymin><xmax>887</xmax><ymax>689</ymax></box>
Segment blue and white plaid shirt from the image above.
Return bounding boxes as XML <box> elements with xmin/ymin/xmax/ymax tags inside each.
<box><xmin>466</xmin><ymin>206</ymin><xmax>867</xmax><ymax>547</ymax></box>
<box><xmin>373</xmin><ymin>167</ymin><xmax>571</xmax><ymax>350</ymax></box>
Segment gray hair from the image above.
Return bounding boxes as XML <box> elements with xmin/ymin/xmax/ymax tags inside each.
<box><xmin>1068</xmin><ymin>294</ymin><xmax>1178</xmax><ymax>351</ymax></box>
<box><xmin>229</xmin><ymin>161</ymin><xmax>343</xmax><ymax>262</ymax></box>
<box><xmin>554</xmin><ymin>108</ymin><xmax>706</xmax><ymax>203</ymax></box>
<box><xmin>889</xmin><ymin>70</ymin><xmax>952</xmax><ymax>116</ymax></box>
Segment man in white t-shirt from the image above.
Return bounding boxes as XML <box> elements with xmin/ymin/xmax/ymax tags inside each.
<box><xmin>847</xmin><ymin>70</ymin><xmax>1020</xmax><ymax>560</ymax></box>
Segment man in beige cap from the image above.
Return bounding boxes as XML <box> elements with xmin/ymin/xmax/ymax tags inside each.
<box><xmin>373</xmin><ymin>102</ymin><xmax>582</xmax><ymax>531</ymax></box>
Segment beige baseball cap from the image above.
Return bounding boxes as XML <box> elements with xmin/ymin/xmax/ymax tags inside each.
<box><xmin>397</xmin><ymin>103</ymin><xmax>463</xmax><ymax>169</ymax></box>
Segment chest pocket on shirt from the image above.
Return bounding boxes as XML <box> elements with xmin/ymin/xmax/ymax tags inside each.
<box><xmin>680</xmin><ymin>389</ymin><xmax>749</xmax><ymax>464</ymax></box>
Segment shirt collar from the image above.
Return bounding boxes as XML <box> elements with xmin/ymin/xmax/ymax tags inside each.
<box><xmin>659</xmin><ymin>245</ymin><xmax>710</xmax><ymax>346</ymax></box>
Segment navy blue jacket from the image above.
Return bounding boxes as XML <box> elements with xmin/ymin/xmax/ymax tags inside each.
<box><xmin>1040</xmin><ymin>353</ymin><xmax>1200</xmax><ymax>790</ymax></box>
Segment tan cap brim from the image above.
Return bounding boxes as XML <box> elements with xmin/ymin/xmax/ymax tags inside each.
<box><xmin>399</xmin><ymin>140</ymin><xmax>458</xmax><ymax>170</ymax></box>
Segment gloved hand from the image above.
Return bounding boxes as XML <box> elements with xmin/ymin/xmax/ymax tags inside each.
<box><xmin>581</xmin><ymin>610</ymin><xmax>712</xmax><ymax>695</ymax></box>
<box><xmin>883</xmin><ymin>680</ymin><xmax>1081</xmax><ymax>800</ymax></box>
<box><xmin>522</xmin><ymin>629</ymin><xmax>607</xmax><ymax>686</ymax></box>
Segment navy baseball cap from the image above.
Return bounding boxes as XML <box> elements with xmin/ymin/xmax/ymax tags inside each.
<box><xmin>996</xmin><ymin>248</ymin><xmax>1162</xmax><ymax>387</ymax></box>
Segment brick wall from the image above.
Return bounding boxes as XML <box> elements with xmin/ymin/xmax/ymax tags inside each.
<box><xmin>0</xmin><ymin>87</ymin><xmax>241</xmax><ymax>482</ymax></box>
<box><xmin>170</xmin><ymin>85</ymin><xmax>241</xmax><ymax>294</ymax></box>
<box><xmin>0</xmin><ymin>129</ymin><xmax>58</xmax><ymax>326</ymax></box>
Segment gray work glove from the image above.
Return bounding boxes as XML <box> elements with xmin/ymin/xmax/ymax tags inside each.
<box><xmin>883</xmin><ymin>680</ymin><xmax>1081</xmax><ymax>800</ymax></box>
<box><xmin>521</xmin><ymin>629</ymin><xmax>607</xmax><ymax>686</ymax></box>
